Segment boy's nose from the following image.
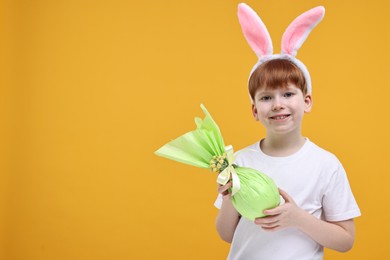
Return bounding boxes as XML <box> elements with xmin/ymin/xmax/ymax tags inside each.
<box><xmin>272</xmin><ymin>98</ymin><xmax>285</xmax><ymax>111</ymax></box>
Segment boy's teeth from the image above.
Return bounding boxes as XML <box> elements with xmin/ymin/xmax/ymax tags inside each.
<box><xmin>274</xmin><ymin>115</ymin><xmax>287</xmax><ymax>119</ymax></box>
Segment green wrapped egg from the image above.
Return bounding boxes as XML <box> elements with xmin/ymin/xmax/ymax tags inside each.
<box><xmin>233</xmin><ymin>166</ymin><xmax>280</xmax><ymax>220</ymax></box>
<box><xmin>155</xmin><ymin>104</ymin><xmax>280</xmax><ymax>220</ymax></box>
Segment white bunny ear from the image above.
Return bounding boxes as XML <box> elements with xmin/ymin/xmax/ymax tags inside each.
<box><xmin>281</xmin><ymin>6</ymin><xmax>325</xmax><ymax>56</ymax></box>
<box><xmin>237</xmin><ymin>3</ymin><xmax>273</xmax><ymax>58</ymax></box>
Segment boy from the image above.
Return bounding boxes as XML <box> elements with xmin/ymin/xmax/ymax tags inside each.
<box><xmin>214</xmin><ymin>4</ymin><xmax>360</xmax><ymax>259</ymax></box>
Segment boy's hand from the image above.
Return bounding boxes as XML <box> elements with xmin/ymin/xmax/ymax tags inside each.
<box><xmin>254</xmin><ymin>188</ymin><xmax>305</xmax><ymax>231</ymax></box>
<box><xmin>217</xmin><ymin>181</ymin><xmax>232</xmax><ymax>200</ymax></box>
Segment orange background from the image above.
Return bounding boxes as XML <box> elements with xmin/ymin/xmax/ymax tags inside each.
<box><xmin>1</xmin><ymin>0</ymin><xmax>389</xmax><ymax>259</ymax></box>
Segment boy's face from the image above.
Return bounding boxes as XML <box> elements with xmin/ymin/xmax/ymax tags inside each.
<box><xmin>251</xmin><ymin>83</ymin><xmax>312</xmax><ymax>136</ymax></box>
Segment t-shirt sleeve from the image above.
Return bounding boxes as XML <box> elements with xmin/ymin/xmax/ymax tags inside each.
<box><xmin>322</xmin><ymin>163</ymin><xmax>361</xmax><ymax>221</ymax></box>
<box><xmin>214</xmin><ymin>193</ymin><xmax>223</xmax><ymax>209</ymax></box>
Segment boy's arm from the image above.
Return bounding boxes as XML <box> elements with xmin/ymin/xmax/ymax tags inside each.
<box><xmin>296</xmin><ymin>214</ymin><xmax>355</xmax><ymax>252</ymax></box>
<box><xmin>255</xmin><ymin>189</ymin><xmax>355</xmax><ymax>252</ymax></box>
<box><xmin>216</xmin><ymin>182</ymin><xmax>240</xmax><ymax>243</ymax></box>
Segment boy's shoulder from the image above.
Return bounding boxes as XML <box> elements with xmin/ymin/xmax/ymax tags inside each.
<box><xmin>234</xmin><ymin>142</ymin><xmax>261</xmax><ymax>160</ymax></box>
<box><xmin>302</xmin><ymin>140</ymin><xmax>345</xmax><ymax>176</ymax></box>
<box><xmin>307</xmin><ymin>140</ymin><xmax>341</xmax><ymax>164</ymax></box>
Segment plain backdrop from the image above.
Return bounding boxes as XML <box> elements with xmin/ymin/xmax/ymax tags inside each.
<box><xmin>1</xmin><ymin>0</ymin><xmax>389</xmax><ymax>259</ymax></box>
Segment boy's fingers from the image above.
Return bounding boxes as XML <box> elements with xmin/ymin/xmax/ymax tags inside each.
<box><xmin>263</xmin><ymin>207</ymin><xmax>281</xmax><ymax>216</ymax></box>
<box><xmin>217</xmin><ymin>181</ymin><xmax>232</xmax><ymax>194</ymax></box>
<box><xmin>222</xmin><ymin>193</ymin><xmax>231</xmax><ymax>200</ymax></box>
<box><xmin>278</xmin><ymin>188</ymin><xmax>293</xmax><ymax>203</ymax></box>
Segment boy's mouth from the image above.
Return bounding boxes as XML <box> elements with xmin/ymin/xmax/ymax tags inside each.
<box><xmin>269</xmin><ymin>114</ymin><xmax>291</xmax><ymax>120</ymax></box>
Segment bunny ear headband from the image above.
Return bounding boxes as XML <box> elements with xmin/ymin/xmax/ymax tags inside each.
<box><xmin>237</xmin><ymin>3</ymin><xmax>325</xmax><ymax>95</ymax></box>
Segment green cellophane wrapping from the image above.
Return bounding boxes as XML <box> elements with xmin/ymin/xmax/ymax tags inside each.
<box><xmin>232</xmin><ymin>167</ymin><xmax>280</xmax><ymax>219</ymax></box>
<box><xmin>155</xmin><ymin>104</ymin><xmax>280</xmax><ymax>220</ymax></box>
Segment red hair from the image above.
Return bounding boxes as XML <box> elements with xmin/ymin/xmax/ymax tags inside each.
<box><xmin>248</xmin><ymin>59</ymin><xmax>307</xmax><ymax>100</ymax></box>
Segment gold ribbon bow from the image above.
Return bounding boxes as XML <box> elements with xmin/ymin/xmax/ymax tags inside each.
<box><xmin>216</xmin><ymin>145</ymin><xmax>241</xmax><ymax>196</ymax></box>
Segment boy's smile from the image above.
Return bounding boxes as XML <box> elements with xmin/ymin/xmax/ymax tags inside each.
<box><xmin>269</xmin><ymin>114</ymin><xmax>291</xmax><ymax>121</ymax></box>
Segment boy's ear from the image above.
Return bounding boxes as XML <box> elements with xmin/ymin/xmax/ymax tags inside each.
<box><xmin>252</xmin><ymin>104</ymin><xmax>259</xmax><ymax>120</ymax></box>
<box><xmin>304</xmin><ymin>94</ymin><xmax>313</xmax><ymax>113</ymax></box>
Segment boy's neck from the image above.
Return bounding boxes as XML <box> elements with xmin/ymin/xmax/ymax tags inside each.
<box><xmin>260</xmin><ymin>133</ymin><xmax>306</xmax><ymax>157</ymax></box>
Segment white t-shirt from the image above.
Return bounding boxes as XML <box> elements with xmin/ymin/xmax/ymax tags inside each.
<box><xmin>215</xmin><ymin>139</ymin><xmax>361</xmax><ymax>260</ymax></box>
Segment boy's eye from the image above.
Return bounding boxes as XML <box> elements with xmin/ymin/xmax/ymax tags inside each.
<box><xmin>284</xmin><ymin>92</ymin><xmax>295</xmax><ymax>98</ymax></box>
<box><xmin>260</xmin><ymin>96</ymin><xmax>271</xmax><ymax>101</ymax></box>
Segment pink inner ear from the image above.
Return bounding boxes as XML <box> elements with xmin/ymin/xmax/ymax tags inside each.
<box><xmin>238</xmin><ymin>3</ymin><xmax>273</xmax><ymax>57</ymax></box>
<box><xmin>282</xmin><ymin>6</ymin><xmax>325</xmax><ymax>56</ymax></box>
